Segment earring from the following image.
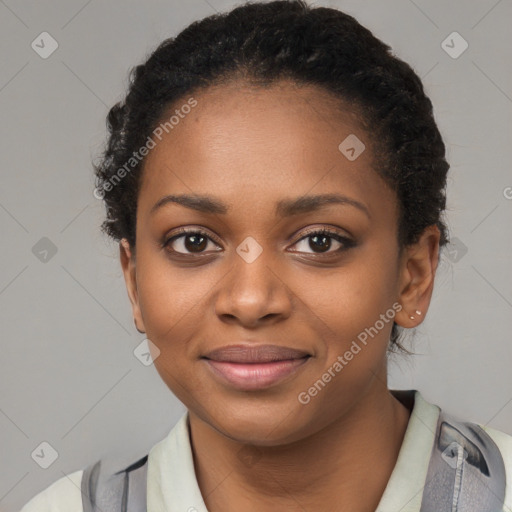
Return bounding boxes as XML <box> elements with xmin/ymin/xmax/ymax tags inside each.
<box><xmin>134</xmin><ymin>318</ymin><xmax>145</xmax><ymax>334</ymax></box>
<box><xmin>410</xmin><ymin>310</ymin><xmax>422</xmax><ymax>320</ymax></box>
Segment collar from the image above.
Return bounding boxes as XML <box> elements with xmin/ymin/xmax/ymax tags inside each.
<box><xmin>147</xmin><ymin>389</ymin><xmax>440</xmax><ymax>512</ymax></box>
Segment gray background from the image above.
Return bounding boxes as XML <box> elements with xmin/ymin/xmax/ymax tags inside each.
<box><xmin>1</xmin><ymin>0</ymin><xmax>511</xmax><ymax>510</ymax></box>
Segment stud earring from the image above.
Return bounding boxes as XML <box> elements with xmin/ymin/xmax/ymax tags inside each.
<box><xmin>410</xmin><ymin>310</ymin><xmax>422</xmax><ymax>320</ymax></box>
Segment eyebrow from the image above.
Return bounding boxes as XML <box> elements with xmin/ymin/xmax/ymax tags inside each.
<box><xmin>150</xmin><ymin>193</ymin><xmax>370</xmax><ymax>219</ymax></box>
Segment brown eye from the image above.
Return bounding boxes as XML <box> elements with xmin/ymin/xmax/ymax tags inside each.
<box><xmin>164</xmin><ymin>229</ymin><xmax>220</xmax><ymax>255</ymax></box>
<box><xmin>290</xmin><ymin>228</ymin><xmax>355</xmax><ymax>255</ymax></box>
<box><xmin>307</xmin><ymin>233</ymin><xmax>335</xmax><ymax>253</ymax></box>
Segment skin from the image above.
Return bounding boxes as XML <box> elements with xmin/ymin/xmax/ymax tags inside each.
<box><xmin>120</xmin><ymin>80</ymin><xmax>440</xmax><ymax>511</ymax></box>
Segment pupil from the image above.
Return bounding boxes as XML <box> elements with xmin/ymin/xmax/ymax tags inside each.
<box><xmin>310</xmin><ymin>234</ymin><xmax>331</xmax><ymax>253</ymax></box>
<box><xmin>185</xmin><ymin>234</ymin><xmax>207</xmax><ymax>252</ymax></box>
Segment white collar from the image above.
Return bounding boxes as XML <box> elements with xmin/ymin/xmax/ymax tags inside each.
<box><xmin>147</xmin><ymin>389</ymin><xmax>440</xmax><ymax>512</ymax></box>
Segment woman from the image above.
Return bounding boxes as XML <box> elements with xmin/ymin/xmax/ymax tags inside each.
<box><xmin>21</xmin><ymin>1</ymin><xmax>512</xmax><ymax>511</ymax></box>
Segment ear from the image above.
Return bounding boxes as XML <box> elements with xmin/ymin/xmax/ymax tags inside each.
<box><xmin>394</xmin><ymin>225</ymin><xmax>440</xmax><ymax>328</ymax></box>
<box><xmin>120</xmin><ymin>239</ymin><xmax>145</xmax><ymax>333</ymax></box>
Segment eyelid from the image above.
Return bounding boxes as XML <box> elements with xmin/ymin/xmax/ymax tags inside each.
<box><xmin>295</xmin><ymin>225</ymin><xmax>351</xmax><ymax>240</ymax></box>
<box><xmin>164</xmin><ymin>226</ymin><xmax>222</xmax><ymax>246</ymax></box>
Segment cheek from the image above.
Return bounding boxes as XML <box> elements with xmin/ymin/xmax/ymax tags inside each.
<box><xmin>300</xmin><ymin>266</ymin><xmax>396</xmax><ymax>413</ymax></box>
<box><xmin>295</xmin><ymin>255</ymin><xmax>399</xmax><ymax>394</ymax></box>
<box><xmin>299</xmin><ymin>259</ymin><xmax>396</xmax><ymax>338</ymax></box>
<box><xmin>135</xmin><ymin>254</ymin><xmax>209</xmax><ymax>353</ymax></box>
<box><xmin>135</xmin><ymin>257</ymin><xmax>209</xmax><ymax>402</ymax></box>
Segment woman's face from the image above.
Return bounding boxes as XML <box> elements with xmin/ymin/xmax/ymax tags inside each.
<box><xmin>121</xmin><ymin>80</ymin><xmax>421</xmax><ymax>445</ymax></box>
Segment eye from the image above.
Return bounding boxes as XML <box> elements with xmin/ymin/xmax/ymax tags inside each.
<box><xmin>163</xmin><ymin>226</ymin><xmax>355</xmax><ymax>257</ymax></box>
<box><xmin>290</xmin><ymin>227</ymin><xmax>355</xmax><ymax>255</ymax></box>
<box><xmin>163</xmin><ymin>228</ymin><xmax>221</xmax><ymax>255</ymax></box>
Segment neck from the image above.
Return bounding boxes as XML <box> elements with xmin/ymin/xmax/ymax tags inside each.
<box><xmin>188</xmin><ymin>383</ymin><xmax>412</xmax><ymax>512</ymax></box>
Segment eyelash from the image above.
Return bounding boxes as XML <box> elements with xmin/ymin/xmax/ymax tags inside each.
<box><xmin>162</xmin><ymin>227</ymin><xmax>355</xmax><ymax>257</ymax></box>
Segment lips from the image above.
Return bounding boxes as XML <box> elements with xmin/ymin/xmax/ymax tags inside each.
<box><xmin>202</xmin><ymin>344</ymin><xmax>311</xmax><ymax>363</ymax></box>
<box><xmin>201</xmin><ymin>344</ymin><xmax>311</xmax><ymax>390</ymax></box>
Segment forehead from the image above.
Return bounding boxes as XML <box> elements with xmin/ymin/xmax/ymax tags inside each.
<box><xmin>138</xmin><ymin>80</ymin><xmax>395</xmax><ymax>220</ymax></box>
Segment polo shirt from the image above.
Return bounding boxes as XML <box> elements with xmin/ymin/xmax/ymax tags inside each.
<box><xmin>19</xmin><ymin>389</ymin><xmax>512</xmax><ymax>511</ymax></box>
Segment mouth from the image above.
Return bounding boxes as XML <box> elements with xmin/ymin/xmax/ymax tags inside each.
<box><xmin>201</xmin><ymin>344</ymin><xmax>312</xmax><ymax>390</ymax></box>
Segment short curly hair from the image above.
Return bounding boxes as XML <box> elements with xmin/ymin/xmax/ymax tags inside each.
<box><xmin>93</xmin><ymin>0</ymin><xmax>450</xmax><ymax>355</ymax></box>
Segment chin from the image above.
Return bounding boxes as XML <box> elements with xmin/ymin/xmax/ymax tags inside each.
<box><xmin>201</xmin><ymin>401</ymin><xmax>317</xmax><ymax>447</ymax></box>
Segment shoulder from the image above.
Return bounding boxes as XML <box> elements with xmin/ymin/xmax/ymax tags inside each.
<box><xmin>19</xmin><ymin>470</ymin><xmax>84</xmax><ymax>512</ymax></box>
<box><xmin>481</xmin><ymin>424</ymin><xmax>512</xmax><ymax>452</ymax></box>
<box><xmin>480</xmin><ymin>424</ymin><xmax>512</xmax><ymax>473</ymax></box>
<box><xmin>476</xmin><ymin>423</ymin><xmax>512</xmax><ymax>511</ymax></box>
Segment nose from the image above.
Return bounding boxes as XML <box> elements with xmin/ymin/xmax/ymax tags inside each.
<box><xmin>213</xmin><ymin>248</ymin><xmax>293</xmax><ymax>328</ymax></box>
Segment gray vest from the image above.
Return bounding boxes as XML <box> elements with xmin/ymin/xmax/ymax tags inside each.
<box><xmin>81</xmin><ymin>408</ymin><xmax>507</xmax><ymax>511</ymax></box>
